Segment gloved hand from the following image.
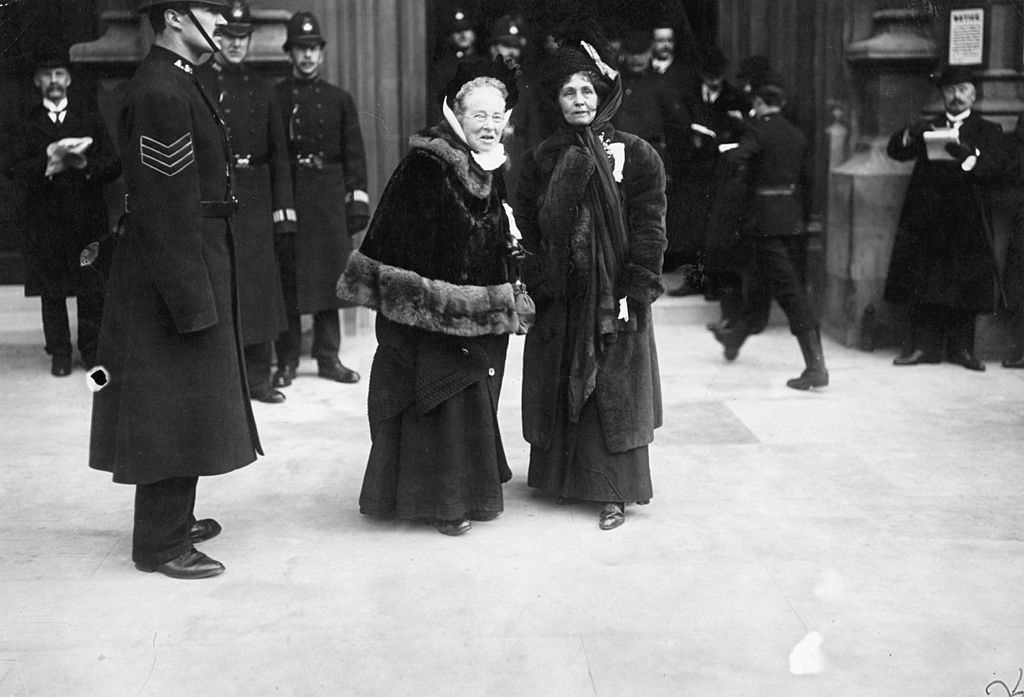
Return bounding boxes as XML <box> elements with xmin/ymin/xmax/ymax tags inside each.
<box><xmin>347</xmin><ymin>215</ymin><xmax>369</xmax><ymax>235</ymax></box>
<box><xmin>945</xmin><ymin>141</ymin><xmax>976</xmax><ymax>162</ymax></box>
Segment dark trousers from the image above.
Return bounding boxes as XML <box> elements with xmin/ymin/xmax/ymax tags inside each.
<box><xmin>132</xmin><ymin>476</ymin><xmax>198</xmax><ymax>567</ymax></box>
<box><xmin>907</xmin><ymin>305</ymin><xmax>976</xmax><ymax>356</ymax></box>
<box><xmin>748</xmin><ymin>235</ymin><xmax>817</xmax><ymax>335</ymax></box>
<box><xmin>274</xmin><ymin>310</ymin><xmax>340</xmax><ymax>368</ymax></box>
<box><xmin>41</xmin><ymin>291</ymin><xmax>103</xmax><ymax>364</ymax></box>
<box><xmin>244</xmin><ymin>342</ymin><xmax>272</xmax><ymax>394</ymax></box>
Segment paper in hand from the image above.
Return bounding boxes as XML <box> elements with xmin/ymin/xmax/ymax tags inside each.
<box><xmin>45</xmin><ymin>136</ymin><xmax>93</xmax><ymax>177</ymax></box>
<box><xmin>923</xmin><ymin>129</ymin><xmax>957</xmax><ymax>161</ymax></box>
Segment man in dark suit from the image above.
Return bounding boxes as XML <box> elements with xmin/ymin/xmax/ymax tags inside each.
<box><xmin>3</xmin><ymin>51</ymin><xmax>120</xmax><ymax>376</ymax></box>
<box><xmin>199</xmin><ymin>0</ymin><xmax>295</xmax><ymax>403</ymax></box>
<box><xmin>273</xmin><ymin>11</ymin><xmax>369</xmax><ymax>388</ymax></box>
<box><xmin>886</xmin><ymin>66</ymin><xmax>1004</xmax><ymax>371</ymax></box>
<box><xmin>90</xmin><ymin>0</ymin><xmax>261</xmax><ymax>580</ymax></box>
<box><xmin>710</xmin><ymin>83</ymin><xmax>828</xmax><ymax>390</ymax></box>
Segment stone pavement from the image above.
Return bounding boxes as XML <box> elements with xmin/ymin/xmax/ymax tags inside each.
<box><xmin>1</xmin><ymin>285</ymin><xmax>1023</xmax><ymax>697</ymax></box>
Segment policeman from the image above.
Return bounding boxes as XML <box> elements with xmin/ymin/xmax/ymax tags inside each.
<box><xmin>709</xmin><ymin>84</ymin><xmax>827</xmax><ymax>391</ymax></box>
<box><xmin>3</xmin><ymin>49</ymin><xmax>120</xmax><ymax>376</ymax></box>
<box><xmin>487</xmin><ymin>14</ymin><xmax>525</xmax><ymax>64</ymax></box>
<box><xmin>199</xmin><ymin>0</ymin><xmax>296</xmax><ymax>403</ymax></box>
<box><xmin>428</xmin><ymin>6</ymin><xmax>480</xmax><ymax>123</ymax></box>
<box><xmin>90</xmin><ymin>0</ymin><xmax>261</xmax><ymax>580</ymax></box>
<box><xmin>274</xmin><ymin>11</ymin><xmax>369</xmax><ymax>387</ymax></box>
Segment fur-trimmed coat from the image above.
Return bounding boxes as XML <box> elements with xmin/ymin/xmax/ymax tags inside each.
<box><xmin>516</xmin><ymin>127</ymin><xmax>666</xmax><ymax>453</ymax></box>
<box><xmin>337</xmin><ymin>124</ymin><xmax>520</xmax><ymax>420</ymax></box>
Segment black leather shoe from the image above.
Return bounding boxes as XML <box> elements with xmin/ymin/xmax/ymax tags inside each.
<box><xmin>892</xmin><ymin>349</ymin><xmax>942</xmax><ymax>366</ymax></box>
<box><xmin>433</xmin><ymin>518</ymin><xmax>471</xmax><ymax>536</ymax></box>
<box><xmin>948</xmin><ymin>349</ymin><xmax>985</xmax><ymax>371</ymax></box>
<box><xmin>135</xmin><ymin>549</ymin><xmax>225</xmax><ymax>579</ymax></box>
<box><xmin>51</xmin><ymin>354</ymin><xmax>72</xmax><ymax>377</ymax></box>
<box><xmin>188</xmin><ymin>518</ymin><xmax>222</xmax><ymax>544</ymax></box>
<box><xmin>317</xmin><ymin>357</ymin><xmax>360</xmax><ymax>383</ymax></box>
<box><xmin>710</xmin><ymin>322</ymin><xmax>749</xmax><ymax>361</ymax></box>
<box><xmin>1002</xmin><ymin>356</ymin><xmax>1024</xmax><ymax>368</ymax></box>
<box><xmin>251</xmin><ymin>387</ymin><xmax>286</xmax><ymax>404</ymax></box>
<box><xmin>272</xmin><ymin>365</ymin><xmax>296</xmax><ymax>388</ymax></box>
<box><xmin>468</xmin><ymin>510</ymin><xmax>500</xmax><ymax>521</ymax></box>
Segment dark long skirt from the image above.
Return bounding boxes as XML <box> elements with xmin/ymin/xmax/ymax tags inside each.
<box><xmin>359</xmin><ymin>372</ymin><xmax>511</xmax><ymax>522</ymax></box>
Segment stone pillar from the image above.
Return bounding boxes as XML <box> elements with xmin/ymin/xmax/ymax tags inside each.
<box><xmin>824</xmin><ymin>8</ymin><xmax>937</xmax><ymax>349</ymax></box>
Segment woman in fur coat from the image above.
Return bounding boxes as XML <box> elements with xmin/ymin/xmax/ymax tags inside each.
<box><xmin>336</xmin><ymin>60</ymin><xmax>524</xmax><ymax>536</ymax></box>
<box><xmin>516</xmin><ymin>39</ymin><xmax>667</xmax><ymax>531</ymax></box>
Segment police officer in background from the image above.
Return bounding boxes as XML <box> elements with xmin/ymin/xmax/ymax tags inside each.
<box><xmin>3</xmin><ymin>50</ymin><xmax>120</xmax><ymax>376</ymax></box>
<box><xmin>90</xmin><ymin>0</ymin><xmax>261</xmax><ymax>580</ymax></box>
<box><xmin>199</xmin><ymin>0</ymin><xmax>296</xmax><ymax>403</ymax></box>
<box><xmin>273</xmin><ymin>11</ymin><xmax>369</xmax><ymax>387</ymax></box>
<box><xmin>429</xmin><ymin>6</ymin><xmax>480</xmax><ymax>123</ymax></box>
<box><xmin>709</xmin><ymin>84</ymin><xmax>828</xmax><ymax>391</ymax></box>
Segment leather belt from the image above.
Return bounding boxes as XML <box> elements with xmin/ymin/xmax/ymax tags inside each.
<box><xmin>754</xmin><ymin>184</ymin><xmax>797</xmax><ymax>196</ymax></box>
<box><xmin>125</xmin><ymin>195</ymin><xmax>237</xmax><ymax>218</ymax></box>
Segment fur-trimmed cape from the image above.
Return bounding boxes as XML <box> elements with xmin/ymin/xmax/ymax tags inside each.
<box><xmin>337</xmin><ymin>124</ymin><xmax>525</xmax><ymax>336</ymax></box>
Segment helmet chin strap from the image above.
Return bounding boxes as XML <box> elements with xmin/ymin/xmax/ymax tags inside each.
<box><xmin>187</xmin><ymin>9</ymin><xmax>222</xmax><ymax>55</ymax></box>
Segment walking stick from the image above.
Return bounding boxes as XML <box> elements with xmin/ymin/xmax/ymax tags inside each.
<box><xmin>969</xmin><ymin>181</ymin><xmax>1010</xmax><ymax>310</ymax></box>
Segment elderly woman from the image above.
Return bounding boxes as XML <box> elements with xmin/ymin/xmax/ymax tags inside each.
<box><xmin>337</xmin><ymin>60</ymin><xmax>524</xmax><ymax>536</ymax></box>
<box><xmin>516</xmin><ymin>40</ymin><xmax>667</xmax><ymax>531</ymax></box>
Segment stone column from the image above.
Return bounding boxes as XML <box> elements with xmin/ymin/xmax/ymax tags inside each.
<box><xmin>824</xmin><ymin>8</ymin><xmax>937</xmax><ymax>349</ymax></box>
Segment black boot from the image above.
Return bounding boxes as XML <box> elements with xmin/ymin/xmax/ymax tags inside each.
<box><xmin>787</xmin><ymin>329</ymin><xmax>829</xmax><ymax>390</ymax></box>
<box><xmin>711</xmin><ymin>319</ymin><xmax>750</xmax><ymax>361</ymax></box>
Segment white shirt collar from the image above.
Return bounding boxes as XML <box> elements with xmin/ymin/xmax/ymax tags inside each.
<box><xmin>946</xmin><ymin>109</ymin><xmax>971</xmax><ymax>125</ymax></box>
<box><xmin>43</xmin><ymin>98</ymin><xmax>68</xmax><ymax>113</ymax></box>
<box><xmin>651</xmin><ymin>56</ymin><xmax>673</xmax><ymax>74</ymax></box>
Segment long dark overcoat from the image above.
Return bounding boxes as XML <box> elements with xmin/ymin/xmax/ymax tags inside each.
<box><xmin>90</xmin><ymin>46</ymin><xmax>260</xmax><ymax>485</ymax></box>
<box><xmin>200</xmin><ymin>61</ymin><xmax>293</xmax><ymax>345</ymax></box>
<box><xmin>516</xmin><ymin>128</ymin><xmax>666</xmax><ymax>454</ymax></box>
<box><xmin>885</xmin><ymin>112</ymin><xmax>1004</xmax><ymax>312</ymax></box>
<box><xmin>3</xmin><ymin>105</ymin><xmax>120</xmax><ymax>297</ymax></box>
<box><xmin>275</xmin><ymin>76</ymin><xmax>368</xmax><ymax>314</ymax></box>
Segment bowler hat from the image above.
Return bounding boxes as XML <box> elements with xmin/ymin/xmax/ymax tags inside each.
<box><xmin>700</xmin><ymin>46</ymin><xmax>729</xmax><ymax>77</ymax></box>
<box><xmin>933</xmin><ymin>65</ymin><xmax>977</xmax><ymax>88</ymax></box>
<box><xmin>133</xmin><ymin>0</ymin><xmax>230</xmax><ymax>13</ymax></box>
<box><xmin>33</xmin><ymin>47</ymin><xmax>71</xmax><ymax>71</ymax></box>
<box><xmin>283</xmin><ymin>11</ymin><xmax>325</xmax><ymax>51</ymax></box>
<box><xmin>221</xmin><ymin>1</ymin><xmax>253</xmax><ymax>38</ymax></box>
<box><xmin>620</xmin><ymin>30</ymin><xmax>652</xmax><ymax>56</ymax></box>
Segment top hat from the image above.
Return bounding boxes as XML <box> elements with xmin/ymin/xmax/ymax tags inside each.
<box><xmin>283</xmin><ymin>11</ymin><xmax>325</xmax><ymax>51</ymax></box>
<box><xmin>33</xmin><ymin>47</ymin><xmax>71</xmax><ymax>71</ymax></box>
<box><xmin>221</xmin><ymin>1</ymin><xmax>253</xmax><ymax>38</ymax></box>
<box><xmin>932</xmin><ymin>65</ymin><xmax>977</xmax><ymax>88</ymax></box>
<box><xmin>700</xmin><ymin>46</ymin><xmax>729</xmax><ymax>77</ymax></box>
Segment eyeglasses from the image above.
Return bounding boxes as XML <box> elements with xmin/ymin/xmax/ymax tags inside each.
<box><xmin>468</xmin><ymin>113</ymin><xmax>505</xmax><ymax>125</ymax></box>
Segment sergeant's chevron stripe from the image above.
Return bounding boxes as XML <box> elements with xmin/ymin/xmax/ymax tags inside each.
<box><xmin>140</xmin><ymin>133</ymin><xmax>195</xmax><ymax>177</ymax></box>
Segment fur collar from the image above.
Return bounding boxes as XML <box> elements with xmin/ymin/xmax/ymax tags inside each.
<box><xmin>409</xmin><ymin>125</ymin><xmax>493</xmax><ymax>199</ymax></box>
<box><xmin>338</xmin><ymin>250</ymin><xmax>523</xmax><ymax>336</ymax></box>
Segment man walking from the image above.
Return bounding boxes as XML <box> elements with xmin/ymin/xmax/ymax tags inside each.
<box><xmin>90</xmin><ymin>0</ymin><xmax>261</xmax><ymax>579</ymax></box>
<box><xmin>3</xmin><ymin>50</ymin><xmax>120</xmax><ymax>376</ymax></box>
<box><xmin>200</xmin><ymin>0</ymin><xmax>296</xmax><ymax>403</ymax></box>
<box><xmin>273</xmin><ymin>11</ymin><xmax>369</xmax><ymax>388</ymax></box>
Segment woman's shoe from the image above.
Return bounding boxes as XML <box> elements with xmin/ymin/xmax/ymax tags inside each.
<box><xmin>598</xmin><ymin>503</ymin><xmax>625</xmax><ymax>531</ymax></box>
<box><xmin>433</xmin><ymin>518</ymin><xmax>471</xmax><ymax>536</ymax></box>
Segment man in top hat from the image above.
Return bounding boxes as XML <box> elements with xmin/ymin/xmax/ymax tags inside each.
<box><xmin>273</xmin><ymin>10</ymin><xmax>369</xmax><ymax>388</ymax></box>
<box><xmin>885</xmin><ymin>66</ymin><xmax>1004</xmax><ymax>371</ymax></box>
<box><xmin>90</xmin><ymin>0</ymin><xmax>261</xmax><ymax>580</ymax></box>
<box><xmin>3</xmin><ymin>49</ymin><xmax>120</xmax><ymax>376</ymax></box>
<box><xmin>429</xmin><ymin>6</ymin><xmax>481</xmax><ymax>122</ymax></box>
<box><xmin>199</xmin><ymin>0</ymin><xmax>295</xmax><ymax>404</ymax></box>
<box><xmin>487</xmin><ymin>14</ymin><xmax>525</xmax><ymax>64</ymax></box>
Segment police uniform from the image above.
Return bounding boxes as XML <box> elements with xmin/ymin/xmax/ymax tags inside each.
<box><xmin>3</xmin><ymin>53</ymin><xmax>121</xmax><ymax>375</ymax></box>
<box><xmin>90</xmin><ymin>0</ymin><xmax>260</xmax><ymax>577</ymax></box>
<box><xmin>198</xmin><ymin>1</ymin><xmax>296</xmax><ymax>402</ymax></box>
<box><xmin>274</xmin><ymin>11</ymin><xmax>369</xmax><ymax>385</ymax></box>
<box><xmin>428</xmin><ymin>7</ymin><xmax>480</xmax><ymax>124</ymax></box>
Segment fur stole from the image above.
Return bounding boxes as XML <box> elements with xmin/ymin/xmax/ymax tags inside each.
<box><xmin>408</xmin><ymin>125</ymin><xmax>494</xmax><ymax>199</ymax></box>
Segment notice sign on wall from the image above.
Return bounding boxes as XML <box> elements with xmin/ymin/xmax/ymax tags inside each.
<box><xmin>948</xmin><ymin>7</ymin><xmax>985</xmax><ymax>66</ymax></box>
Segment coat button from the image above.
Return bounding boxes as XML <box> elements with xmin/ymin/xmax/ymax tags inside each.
<box><xmin>460</xmin><ymin>348</ymin><xmax>469</xmax><ymax>356</ymax></box>
<box><xmin>487</xmin><ymin>368</ymin><xmax>495</xmax><ymax>376</ymax></box>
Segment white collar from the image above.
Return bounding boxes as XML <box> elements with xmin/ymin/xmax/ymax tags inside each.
<box><xmin>651</xmin><ymin>56</ymin><xmax>673</xmax><ymax>73</ymax></box>
<box><xmin>946</xmin><ymin>109</ymin><xmax>971</xmax><ymax>125</ymax></box>
<box><xmin>43</xmin><ymin>98</ymin><xmax>68</xmax><ymax>113</ymax></box>
<box><xmin>441</xmin><ymin>98</ymin><xmax>509</xmax><ymax>171</ymax></box>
